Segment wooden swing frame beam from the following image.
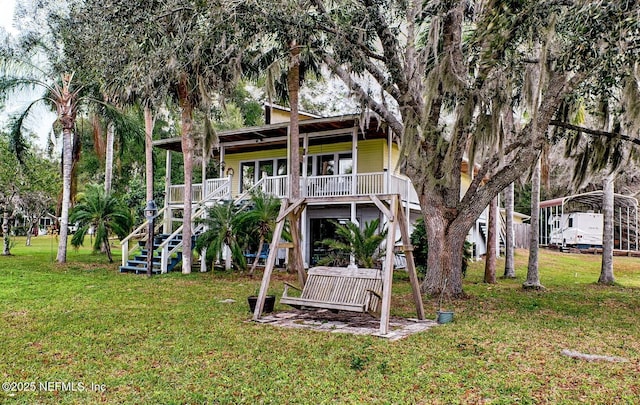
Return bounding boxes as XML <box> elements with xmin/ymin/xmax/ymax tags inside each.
<box><xmin>252</xmin><ymin>194</ymin><xmax>425</xmax><ymax>335</ymax></box>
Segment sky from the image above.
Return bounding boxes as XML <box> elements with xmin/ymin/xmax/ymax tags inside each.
<box><xmin>0</xmin><ymin>0</ymin><xmax>58</xmax><ymax>149</ymax></box>
<box><xmin>0</xmin><ymin>0</ymin><xmax>17</xmax><ymax>35</ymax></box>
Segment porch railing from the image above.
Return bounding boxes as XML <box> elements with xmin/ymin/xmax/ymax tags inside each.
<box><xmin>302</xmin><ymin>173</ymin><xmax>387</xmax><ymax>197</ymax></box>
<box><xmin>262</xmin><ymin>175</ymin><xmax>288</xmax><ymax>198</ymax></box>
<box><xmin>167</xmin><ymin>172</ymin><xmax>419</xmax><ymax>203</ymax></box>
<box><xmin>169</xmin><ymin>177</ymin><xmax>232</xmax><ymax>204</ymax></box>
<box><xmin>169</xmin><ymin>183</ymin><xmax>202</xmax><ymax>204</ymax></box>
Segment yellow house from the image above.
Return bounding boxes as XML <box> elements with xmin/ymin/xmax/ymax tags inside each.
<box><xmin>122</xmin><ymin>105</ymin><xmax>499</xmax><ymax>273</ymax></box>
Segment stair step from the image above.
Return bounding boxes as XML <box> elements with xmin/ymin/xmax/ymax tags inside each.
<box><xmin>119</xmin><ymin>265</ymin><xmax>162</xmax><ymax>275</ymax></box>
<box><xmin>135</xmin><ymin>255</ymin><xmax>161</xmax><ymax>262</ymax></box>
<box><xmin>126</xmin><ymin>260</ymin><xmax>162</xmax><ymax>267</ymax></box>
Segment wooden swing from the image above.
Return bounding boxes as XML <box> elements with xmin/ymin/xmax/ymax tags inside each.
<box><xmin>252</xmin><ymin>194</ymin><xmax>425</xmax><ymax>335</ymax></box>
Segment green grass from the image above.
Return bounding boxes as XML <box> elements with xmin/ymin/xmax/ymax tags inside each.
<box><xmin>1</xmin><ymin>237</ymin><xmax>639</xmax><ymax>404</ymax></box>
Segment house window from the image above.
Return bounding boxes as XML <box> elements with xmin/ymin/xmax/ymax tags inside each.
<box><xmin>338</xmin><ymin>153</ymin><xmax>353</xmax><ymax>175</ymax></box>
<box><xmin>240</xmin><ymin>158</ymin><xmax>287</xmax><ymax>192</ymax></box>
<box><xmin>277</xmin><ymin>159</ymin><xmax>287</xmax><ymax>175</ymax></box>
<box><xmin>308</xmin><ymin>152</ymin><xmax>352</xmax><ymax>176</ymax></box>
<box><xmin>259</xmin><ymin>160</ymin><xmax>274</xmax><ymax>178</ymax></box>
<box><xmin>317</xmin><ymin>155</ymin><xmax>335</xmax><ymax>175</ymax></box>
<box><xmin>241</xmin><ymin>162</ymin><xmax>255</xmax><ymax>192</ymax></box>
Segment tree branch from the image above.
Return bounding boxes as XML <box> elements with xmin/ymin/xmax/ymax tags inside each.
<box><xmin>550</xmin><ymin>120</ymin><xmax>640</xmax><ymax>147</ymax></box>
<box><xmin>324</xmin><ymin>54</ymin><xmax>404</xmax><ymax>137</ymax></box>
<box><xmin>363</xmin><ymin>0</ymin><xmax>408</xmax><ymax>95</ymax></box>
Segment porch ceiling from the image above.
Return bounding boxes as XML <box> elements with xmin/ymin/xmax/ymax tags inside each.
<box><xmin>153</xmin><ymin>114</ymin><xmax>388</xmax><ymax>153</ymax></box>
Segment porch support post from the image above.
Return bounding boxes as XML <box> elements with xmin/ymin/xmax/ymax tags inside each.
<box><xmin>301</xmin><ymin>204</ymin><xmax>308</xmax><ymax>267</ymax></box>
<box><xmin>220</xmin><ymin>145</ymin><xmax>225</xmax><ymax>178</ymax></box>
<box><xmin>302</xmin><ymin>133</ymin><xmax>309</xmax><ymax>179</ymax></box>
<box><xmin>351</xmin><ymin>126</ymin><xmax>357</xmax><ymax>195</ymax></box>
<box><xmin>287</xmin><ymin>126</ymin><xmax>292</xmax><ymax>198</ymax></box>
<box><xmin>200</xmin><ymin>247</ymin><xmax>207</xmax><ymax>272</ymax></box>
<box><xmin>302</xmin><ymin>133</ymin><xmax>309</xmax><ymax>199</ymax></box>
<box><xmin>349</xmin><ymin>201</ymin><xmax>358</xmax><ymax>267</ymax></box>
<box><xmin>386</xmin><ymin>127</ymin><xmax>392</xmax><ymax>193</ymax></box>
<box><xmin>164</xmin><ymin>150</ymin><xmax>172</xmax><ymax>234</ymax></box>
<box><xmin>202</xmin><ymin>138</ymin><xmax>207</xmax><ymax>197</ymax></box>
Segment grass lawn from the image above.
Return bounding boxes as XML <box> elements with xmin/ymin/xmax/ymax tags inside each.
<box><xmin>1</xmin><ymin>236</ymin><xmax>639</xmax><ymax>404</ymax></box>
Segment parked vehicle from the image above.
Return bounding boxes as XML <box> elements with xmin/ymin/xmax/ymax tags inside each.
<box><xmin>549</xmin><ymin>212</ymin><xmax>603</xmax><ymax>248</ymax></box>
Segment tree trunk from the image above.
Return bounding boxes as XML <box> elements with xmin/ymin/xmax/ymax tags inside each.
<box><xmin>249</xmin><ymin>236</ymin><xmax>264</xmax><ymax>275</ymax></box>
<box><xmin>2</xmin><ymin>210</ymin><xmax>11</xmax><ymax>255</ymax></box>
<box><xmin>178</xmin><ymin>79</ymin><xmax>194</xmax><ymax>274</ymax></box>
<box><xmin>57</xmin><ymin>127</ymin><xmax>73</xmax><ymax>263</ymax></box>
<box><xmin>484</xmin><ymin>197</ymin><xmax>497</xmax><ymax>284</ymax></box>
<box><xmin>104</xmin><ymin>235</ymin><xmax>113</xmax><ymax>263</ymax></box>
<box><xmin>224</xmin><ymin>245</ymin><xmax>232</xmax><ymax>270</ymax></box>
<box><xmin>287</xmin><ymin>40</ymin><xmax>301</xmax><ymax>199</ymax></box>
<box><xmin>599</xmin><ymin>174</ymin><xmax>615</xmax><ymax>284</ymax></box>
<box><xmin>420</xmin><ymin>202</ymin><xmax>467</xmax><ymax>298</ymax></box>
<box><xmin>144</xmin><ymin>106</ymin><xmax>154</xmax><ymax>203</ymax></box>
<box><xmin>26</xmin><ymin>218</ymin><xmax>36</xmax><ymax>246</ymax></box>
<box><xmin>104</xmin><ymin>122</ymin><xmax>115</xmax><ymax>193</ymax></box>
<box><xmin>503</xmin><ymin>183</ymin><xmax>516</xmax><ymax>278</ymax></box>
<box><xmin>524</xmin><ymin>159</ymin><xmax>544</xmax><ymax>290</ymax></box>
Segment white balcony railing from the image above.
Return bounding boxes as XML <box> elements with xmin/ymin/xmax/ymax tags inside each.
<box><xmin>168</xmin><ymin>177</ymin><xmax>232</xmax><ymax>204</ymax></box>
<box><xmin>169</xmin><ymin>183</ymin><xmax>202</xmax><ymax>204</ymax></box>
<box><xmin>263</xmin><ymin>175</ymin><xmax>288</xmax><ymax>198</ymax></box>
<box><xmin>167</xmin><ymin>172</ymin><xmax>419</xmax><ymax>205</ymax></box>
<box><xmin>204</xmin><ymin>178</ymin><xmax>231</xmax><ymax>200</ymax></box>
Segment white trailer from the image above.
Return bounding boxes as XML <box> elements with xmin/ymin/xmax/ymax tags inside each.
<box><xmin>549</xmin><ymin>212</ymin><xmax>603</xmax><ymax>248</ymax></box>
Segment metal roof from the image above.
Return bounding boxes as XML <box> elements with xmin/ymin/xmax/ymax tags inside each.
<box><xmin>153</xmin><ymin>114</ymin><xmax>388</xmax><ymax>153</ymax></box>
<box><xmin>540</xmin><ymin>191</ymin><xmax>638</xmax><ymax>211</ymax></box>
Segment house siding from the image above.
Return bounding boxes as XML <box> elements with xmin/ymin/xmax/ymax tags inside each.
<box><xmin>223</xmin><ymin>139</ymin><xmax>387</xmax><ymax>195</ymax></box>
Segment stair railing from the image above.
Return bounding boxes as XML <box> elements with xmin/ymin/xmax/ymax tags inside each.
<box><xmin>157</xmin><ymin>179</ymin><xmax>231</xmax><ymax>273</ymax></box>
<box><xmin>233</xmin><ymin>175</ymin><xmax>267</xmax><ymax>205</ymax></box>
<box><xmin>119</xmin><ymin>177</ymin><xmax>231</xmax><ymax>270</ymax></box>
<box><xmin>159</xmin><ymin>205</ymin><xmax>209</xmax><ymax>273</ymax></box>
<box><xmin>120</xmin><ymin>206</ymin><xmax>168</xmax><ymax>267</ymax></box>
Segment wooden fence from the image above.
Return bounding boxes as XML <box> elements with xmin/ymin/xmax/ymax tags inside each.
<box><xmin>513</xmin><ymin>223</ymin><xmax>531</xmax><ymax>249</ymax></box>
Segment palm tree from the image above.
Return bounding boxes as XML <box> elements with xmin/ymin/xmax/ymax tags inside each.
<box><xmin>195</xmin><ymin>201</ymin><xmax>247</xmax><ymax>272</ymax></box>
<box><xmin>69</xmin><ymin>185</ymin><xmax>133</xmax><ymax>262</ymax></box>
<box><xmin>503</xmin><ymin>183</ymin><xmax>516</xmax><ymax>278</ymax></box>
<box><xmin>62</xmin><ymin>1</ymin><xmax>254</xmax><ymax>274</ymax></box>
<box><xmin>238</xmin><ymin>191</ymin><xmax>281</xmax><ymax>275</ymax></box>
<box><xmin>246</xmin><ymin>22</ymin><xmax>323</xmax><ymax>200</ymax></box>
<box><xmin>599</xmin><ymin>174</ymin><xmax>615</xmax><ymax>284</ymax></box>
<box><xmin>0</xmin><ymin>50</ymin><xmax>83</xmax><ymax>263</ymax></box>
<box><xmin>524</xmin><ymin>158</ymin><xmax>544</xmax><ymax>290</ymax></box>
<box><xmin>319</xmin><ymin>219</ymin><xmax>387</xmax><ymax>268</ymax></box>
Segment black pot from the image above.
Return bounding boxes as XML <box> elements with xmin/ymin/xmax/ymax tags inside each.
<box><xmin>248</xmin><ymin>295</ymin><xmax>275</xmax><ymax>314</ymax></box>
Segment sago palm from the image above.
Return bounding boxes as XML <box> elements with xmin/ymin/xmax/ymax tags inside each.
<box><xmin>237</xmin><ymin>191</ymin><xmax>281</xmax><ymax>275</ymax></box>
<box><xmin>70</xmin><ymin>185</ymin><xmax>132</xmax><ymax>263</ymax></box>
<box><xmin>319</xmin><ymin>219</ymin><xmax>387</xmax><ymax>268</ymax></box>
<box><xmin>195</xmin><ymin>201</ymin><xmax>247</xmax><ymax>271</ymax></box>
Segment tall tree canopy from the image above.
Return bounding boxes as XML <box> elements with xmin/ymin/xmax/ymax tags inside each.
<box><xmin>305</xmin><ymin>0</ymin><xmax>640</xmax><ymax>296</ymax></box>
<box><xmin>62</xmin><ymin>0</ymin><xmax>258</xmax><ymax>272</ymax></box>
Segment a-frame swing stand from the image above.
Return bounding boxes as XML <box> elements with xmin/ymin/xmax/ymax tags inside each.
<box><xmin>252</xmin><ymin>194</ymin><xmax>425</xmax><ymax>335</ymax></box>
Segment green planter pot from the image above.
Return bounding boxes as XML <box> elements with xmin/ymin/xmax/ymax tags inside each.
<box><xmin>436</xmin><ymin>310</ymin><xmax>454</xmax><ymax>324</ymax></box>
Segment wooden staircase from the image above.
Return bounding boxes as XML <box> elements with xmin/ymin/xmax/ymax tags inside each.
<box><xmin>119</xmin><ymin>233</ymin><xmax>195</xmax><ymax>274</ymax></box>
